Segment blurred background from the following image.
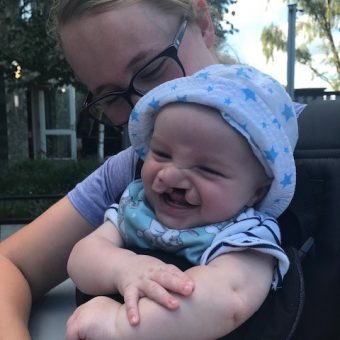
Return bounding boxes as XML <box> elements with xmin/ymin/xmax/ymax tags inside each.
<box><xmin>0</xmin><ymin>0</ymin><xmax>339</xmax><ymax>227</ymax></box>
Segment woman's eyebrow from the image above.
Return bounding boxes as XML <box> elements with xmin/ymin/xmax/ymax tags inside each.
<box><xmin>92</xmin><ymin>51</ymin><xmax>151</xmax><ymax>96</ymax></box>
<box><xmin>126</xmin><ymin>51</ymin><xmax>150</xmax><ymax>70</ymax></box>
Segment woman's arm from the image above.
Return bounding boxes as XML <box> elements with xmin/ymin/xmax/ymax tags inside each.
<box><xmin>0</xmin><ymin>255</ymin><xmax>32</xmax><ymax>339</ymax></box>
<box><xmin>66</xmin><ymin>250</ymin><xmax>273</xmax><ymax>340</ymax></box>
<box><xmin>0</xmin><ymin>196</ymin><xmax>94</xmax><ymax>339</ymax></box>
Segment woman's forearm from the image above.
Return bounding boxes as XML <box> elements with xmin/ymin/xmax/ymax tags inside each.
<box><xmin>0</xmin><ymin>197</ymin><xmax>94</xmax><ymax>338</ymax></box>
<box><xmin>0</xmin><ymin>255</ymin><xmax>32</xmax><ymax>340</ymax></box>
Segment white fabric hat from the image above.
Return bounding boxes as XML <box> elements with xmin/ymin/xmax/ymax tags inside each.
<box><xmin>129</xmin><ymin>64</ymin><xmax>302</xmax><ymax>218</ymax></box>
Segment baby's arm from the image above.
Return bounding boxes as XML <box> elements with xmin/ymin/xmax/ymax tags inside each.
<box><xmin>66</xmin><ymin>250</ymin><xmax>273</xmax><ymax>340</ymax></box>
<box><xmin>67</xmin><ymin>220</ymin><xmax>194</xmax><ymax>324</ymax></box>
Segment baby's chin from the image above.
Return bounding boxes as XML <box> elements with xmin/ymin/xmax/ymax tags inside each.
<box><xmin>155</xmin><ymin>213</ymin><xmax>201</xmax><ymax>230</ymax></box>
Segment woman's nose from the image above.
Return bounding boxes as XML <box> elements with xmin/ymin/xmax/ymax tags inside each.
<box><xmin>152</xmin><ymin>166</ymin><xmax>191</xmax><ymax>193</ymax></box>
<box><xmin>130</xmin><ymin>93</ymin><xmax>143</xmax><ymax>106</ymax></box>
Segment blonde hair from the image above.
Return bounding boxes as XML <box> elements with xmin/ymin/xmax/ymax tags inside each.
<box><xmin>50</xmin><ymin>1</ymin><xmax>194</xmax><ymax>37</ymax></box>
<box><xmin>48</xmin><ymin>0</ymin><xmax>233</xmax><ymax>63</ymax></box>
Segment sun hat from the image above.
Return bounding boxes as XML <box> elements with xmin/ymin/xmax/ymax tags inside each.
<box><xmin>129</xmin><ymin>64</ymin><xmax>301</xmax><ymax>218</ymax></box>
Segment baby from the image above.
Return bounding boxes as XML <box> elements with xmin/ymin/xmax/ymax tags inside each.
<box><xmin>67</xmin><ymin>64</ymin><xmax>299</xmax><ymax>339</ymax></box>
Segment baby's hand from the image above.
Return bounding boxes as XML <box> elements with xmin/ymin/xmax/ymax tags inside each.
<box><xmin>116</xmin><ymin>253</ymin><xmax>194</xmax><ymax>325</ymax></box>
<box><xmin>66</xmin><ymin>296</ymin><xmax>122</xmax><ymax>340</ymax></box>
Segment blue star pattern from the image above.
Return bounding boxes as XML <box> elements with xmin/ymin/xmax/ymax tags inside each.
<box><xmin>280</xmin><ymin>173</ymin><xmax>293</xmax><ymax>188</ymax></box>
<box><xmin>195</xmin><ymin>71</ymin><xmax>210</xmax><ymax>79</ymax></box>
<box><xmin>176</xmin><ymin>95</ymin><xmax>187</xmax><ymax>102</ymax></box>
<box><xmin>224</xmin><ymin>98</ymin><xmax>232</xmax><ymax>105</ymax></box>
<box><xmin>267</xmin><ymin>87</ymin><xmax>274</xmax><ymax>94</ymax></box>
<box><xmin>207</xmin><ymin>85</ymin><xmax>213</xmax><ymax>92</ymax></box>
<box><xmin>148</xmin><ymin>98</ymin><xmax>160</xmax><ymax>109</ymax></box>
<box><xmin>281</xmin><ymin>104</ymin><xmax>294</xmax><ymax>121</ymax></box>
<box><xmin>264</xmin><ymin>147</ymin><xmax>278</xmax><ymax>164</ymax></box>
<box><xmin>272</xmin><ymin>118</ymin><xmax>281</xmax><ymax>129</ymax></box>
<box><xmin>242</xmin><ymin>88</ymin><xmax>257</xmax><ymax>101</ymax></box>
<box><xmin>236</xmin><ymin>67</ymin><xmax>252</xmax><ymax>79</ymax></box>
<box><xmin>130</xmin><ymin>109</ymin><xmax>139</xmax><ymax>122</ymax></box>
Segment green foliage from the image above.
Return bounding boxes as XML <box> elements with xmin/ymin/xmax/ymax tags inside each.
<box><xmin>261</xmin><ymin>0</ymin><xmax>340</xmax><ymax>90</ymax></box>
<box><xmin>0</xmin><ymin>159</ymin><xmax>101</xmax><ymax>219</ymax></box>
<box><xmin>0</xmin><ymin>158</ymin><xmax>101</xmax><ymax>195</ymax></box>
<box><xmin>0</xmin><ymin>0</ymin><xmax>75</xmax><ymax>87</ymax></box>
<box><xmin>210</xmin><ymin>0</ymin><xmax>239</xmax><ymax>44</ymax></box>
<box><xmin>261</xmin><ymin>24</ymin><xmax>286</xmax><ymax>61</ymax></box>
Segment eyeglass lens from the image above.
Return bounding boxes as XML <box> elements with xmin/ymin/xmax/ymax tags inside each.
<box><xmin>85</xmin><ymin>20</ymin><xmax>188</xmax><ymax>127</ymax></box>
<box><xmin>88</xmin><ymin>55</ymin><xmax>185</xmax><ymax>126</ymax></box>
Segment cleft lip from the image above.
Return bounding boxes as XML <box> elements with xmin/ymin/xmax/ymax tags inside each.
<box><xmin>162</xmin><ymin>189</ymin><xmax>198</xmax><ymax>208</ymax></box>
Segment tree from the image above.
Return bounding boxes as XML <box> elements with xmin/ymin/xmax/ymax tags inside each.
<box><xmin>0</xmin><ymin>0</ymin><xmax>238</xmax><ymax>88</ymax></box>
<box><xmin>210</xmin><ymin>0</ymin><xmax>239</xmax><ymax>44</ymax></box>
<box><xmin>0</xmin><ymin>0</ymin><xmax>75</xmax><ymax>88</ymax></box>
<box><xmin>261</xmin><ymin>0</ymin><xmax>340</xmax><ymax>90</ymax></box>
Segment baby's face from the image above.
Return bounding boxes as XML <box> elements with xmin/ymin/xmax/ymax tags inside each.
<box><xmin>141</xmin><ymin>102</ymin><xmax>269</xmax><ymax>229</ymax></box>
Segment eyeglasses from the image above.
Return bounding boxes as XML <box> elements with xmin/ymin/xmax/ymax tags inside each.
<box><xmin>81</xmin><ymin>19</ymin><xmax>188</xmax><ymax>127</ymax></box>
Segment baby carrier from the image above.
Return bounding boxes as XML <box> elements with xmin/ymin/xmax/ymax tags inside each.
<box><xmin>225</xmin><ymin>99</ymin><xmax>340</xmax><ymax>340</ymax></box>
<box><xmin>76</xmin><ymin>100</ymin><xmax>340</xmax><ymax>339</ymax></box>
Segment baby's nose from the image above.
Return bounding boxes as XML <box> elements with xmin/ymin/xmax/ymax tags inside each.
<box><xmin>151</xmin><ymin>167</ymin><xmax>201</xmax><ymax>206</ymax></box>
<box><xmin>152</xmin><ymin>166</ymin><xmax>191</xmax><ymax>193</ymax></box>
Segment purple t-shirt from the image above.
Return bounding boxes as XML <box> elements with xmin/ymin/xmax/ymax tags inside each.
<box><xmin>67</xmin><ymin>147</ymin><xmax>138</xmax><ymax>227</ymax></box>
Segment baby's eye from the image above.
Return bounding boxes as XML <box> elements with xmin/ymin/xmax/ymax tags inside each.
<box><xmin>152</xmin><ymin>149</ymin><xmax>171</xmax><ymax>160</ymax></box>
<box><xmin>197</xmin><ymin>166</ymin><xmax>225</xmax><ymax>178</ymax></box>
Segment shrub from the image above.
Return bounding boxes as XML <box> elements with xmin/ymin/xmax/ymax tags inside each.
<box><xmin>0</xmin><ymin>158</ymin><xmax>101</xmax><ymax>220</ymax></box>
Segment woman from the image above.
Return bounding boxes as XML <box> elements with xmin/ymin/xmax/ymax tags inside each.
<box><xmin>0</xmin><ymin>1</ymin><xmax>274</xmax><ymax>338</ymax></box>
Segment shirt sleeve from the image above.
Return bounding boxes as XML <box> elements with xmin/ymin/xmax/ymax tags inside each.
<box><xmin>200</xmin><ymin>208</ymin><xmax>289</xmax><ymax>290</ymax></box>
<box><xmin>67</xmin><ymin>147</ymin><xmax>138</xmax><ymax>227</ymax></box>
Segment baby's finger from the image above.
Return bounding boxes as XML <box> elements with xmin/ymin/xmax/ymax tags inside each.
<box><xmin>143</xmin><ymin>280</ymin><xmax>180</xmax><ymax>310</ymax></box>
<box><xmin>153</xmin><ymin>264</ymin><xmax>195</xmax><ymax>296</ymax></box>
<box><xmin>123</xmin><ymin>285</ymin><xmax>141</xmax><ymax>326</ymax></box>
<box><xmin>65</xmin><ymin>310</ymin><xmax>85</xmax><ymax>340</ymax></box>
<box><xmin>65</xmin><ymin>314</ymin><xmax>78</xmax><ymax>340</ymax></box>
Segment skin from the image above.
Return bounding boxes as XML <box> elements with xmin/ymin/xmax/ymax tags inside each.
<box><xmin>67</xmin><ymin>223</ymin><xmax>273</xmax><ymax>340</ymax></box>
<box><xmin>59</xmin><ymin>2</ymin><xmax>217</xmax><ymax>106</ymax></box>
<box><xmin>66</xmin><ymin>103</ymin><xmax>273</xmax><ymax>338</ymax></box>
<box><xmin>143</xmin><ymin>103</ymin><xmax>270</xmax><ymax>229</ymax></box>
<box><xmin>0</xmin><ymin>1</ymin><xmax>272</xmax><ymax>339</ymax></box>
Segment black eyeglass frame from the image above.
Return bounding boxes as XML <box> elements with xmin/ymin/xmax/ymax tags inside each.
<box><xmin>81</xmin><ymin>19</ymin><xmax>188</xmax><ymax>127</ymax></box>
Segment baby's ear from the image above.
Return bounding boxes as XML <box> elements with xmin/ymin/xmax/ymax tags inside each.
<box><xmin>247</xmin><ymin>179</ymin><xmax>272</xmax><ymax>206</ymax></box>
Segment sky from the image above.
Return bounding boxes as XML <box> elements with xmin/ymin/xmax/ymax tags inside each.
<box><xmin>223</xmin><ymin>0</ymin><xmax>331</xmax><ymax>90</ymax></box>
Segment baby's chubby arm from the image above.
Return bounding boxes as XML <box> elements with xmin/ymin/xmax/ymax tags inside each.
<box><xmin>66</xmin><ymin>250</ymin><xmax>273</xmax><ymax>340</ymax></box>
<box><xmin>67</xmin><ymin>220</ymin><xmax>194</xmax><ymax>325</ymax></box>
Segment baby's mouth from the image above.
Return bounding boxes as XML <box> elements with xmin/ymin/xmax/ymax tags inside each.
<box><xmin>162</xmin><ymin>189</ymin><xmax>197</xmax><ymax>208</ymax></box>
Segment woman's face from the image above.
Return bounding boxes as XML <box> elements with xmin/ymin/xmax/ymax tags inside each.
<box><xmin>59</xmin><ymin>2</ymin><xmax>217</xmax><ymax>124</ymax></box>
